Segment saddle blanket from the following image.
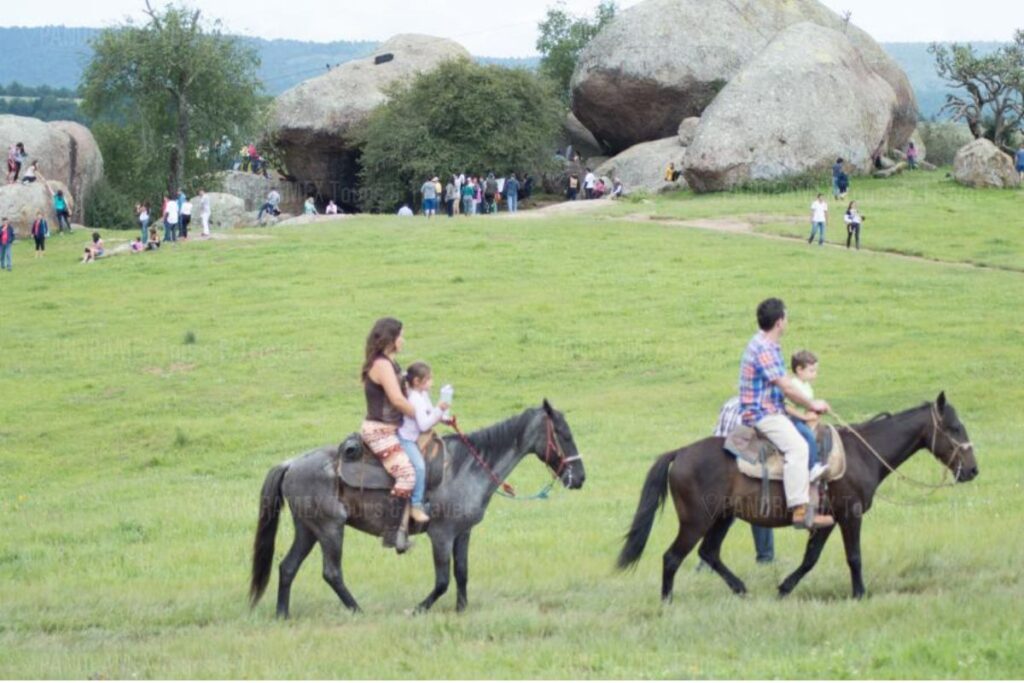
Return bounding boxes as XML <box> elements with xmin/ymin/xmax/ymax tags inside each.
<box><xmin>336</xmin><ymin>431</ymin><xmax>447</xmax><ymax>491</ymax></box>
<box><xmin>724</xmin><ymin>423</ymin><xmax>847</xmax><ymax>482</ymax></box>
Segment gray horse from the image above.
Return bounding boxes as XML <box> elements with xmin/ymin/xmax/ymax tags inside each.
<box><xmin>249</xmin><ymin>400</ymin><xmax>585</xmax><ymax>617</ymax></box>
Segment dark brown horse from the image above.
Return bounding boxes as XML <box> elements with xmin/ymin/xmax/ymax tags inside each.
<box><xmin>249</xmin><ymin>400</ymin><xmax>585</xmax><ymax>617</ymax></box>
<box><xmin>617</xmin><ymin>393</ymin><xmax>978</xmax><ymax>600</ymax></box>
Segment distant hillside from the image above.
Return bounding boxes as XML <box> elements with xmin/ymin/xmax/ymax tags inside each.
<box><xmin>0</xmin><ymin>26</ymin><xmax>1006</xmax><ymax>120</ymax></box>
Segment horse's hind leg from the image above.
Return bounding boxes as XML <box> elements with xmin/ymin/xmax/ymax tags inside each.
<box><xmin>316</xmin><ymin>521</ymin><xmax>361</xmax><ymax>613</ymax></box>
<box><xmin>276</xmin><ymin>521</ymin><xmax>316</xmax><ymax>619</ymax></box>
<box><xmin>662</xmin><ymin>524</ymin><xmax>705</xmax><ymax>603</ymax></box>
<box><xmin>697</xmin><ymin>516</ymin><xmax>747</xmax><ymax>595</ymax></box>
<box><xmin>777</xmin><ymin>524</ymin><xmax>835</xmax><ymax>597</ymax></box>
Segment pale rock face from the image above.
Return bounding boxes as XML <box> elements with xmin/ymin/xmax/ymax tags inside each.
<box><xmin>271</xmin><ymin>34</ymin><xmax>470</xmax><ymax>188</ymax></box>
<box><xmin>682</xmin><ymin>23</ymin><xmax>899</xmax><ymax>192</ymax></box>
<box><xmin>204</xmin><ymin>192</ymin><xmax>249</xmax><ymax>228</ymax></box>
<box><xmin>952</xmin><ymin>139</ymin><xmax>1021</xmax><ymax>189</ymax></box>
<box><xmin>0</xmin><ymin>181</ymin><xmax>72</xmax><ymax>236</ymax></box>
<box><xmin>595</xmin><ymin>137</ymin><xmax>688</xmax><ymax>194</ymax></box>
<box><xmin>570</xmin><ymin>0</ymin><xmax>916</xmax><ymax>154</ymax></box>
<box><xmin>0</xmin><ymin>115</ymin><xmax>104</xmax><ymax>222</ymax></box>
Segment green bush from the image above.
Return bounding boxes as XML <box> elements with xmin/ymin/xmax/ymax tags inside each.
<box><xmin>83</xmin><ymin>179</ymin><xmax>137</xmax><ymax>230</ymax></box>
<box><xmin>918</xmin><ymin>121</ymin><xmax>975</xmax><ymax>165</ymax></box>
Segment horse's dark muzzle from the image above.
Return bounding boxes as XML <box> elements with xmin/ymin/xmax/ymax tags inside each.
<box><xmin>956</xmin><ymin>466</ymin><xmax>979</xmax><ymax>483</ymax></box>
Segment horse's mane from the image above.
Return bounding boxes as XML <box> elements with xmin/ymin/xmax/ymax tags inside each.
<box><xmin>856</xmin><ymin>402</ymin><xmax>930</xmax><ymax>428</ymax></box>
<box><xmin>448</xmin><ymin>408</ymin><xmax>535</xmax><ymax>462</ymax></box>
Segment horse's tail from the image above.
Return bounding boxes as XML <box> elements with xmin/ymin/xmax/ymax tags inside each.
<box><xmin>249</xmin><ymin>463</ymin><xmax>289</xmax><ymax>607</ymax></box>
<box><xmin>616</xmin><ymin>451</ymin><xmax>675</xmax><ymax>571</ymax></box>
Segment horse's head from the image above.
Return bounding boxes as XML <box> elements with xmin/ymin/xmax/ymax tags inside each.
<box><xmin>530</xmin><ymin>399</ymin><xmax>586</xmax><ymax>489</ymax></box>
<box><xmin>928</xmin><ymin>392</ymin><xmax>978</xmax><ymax>483</ymax></box>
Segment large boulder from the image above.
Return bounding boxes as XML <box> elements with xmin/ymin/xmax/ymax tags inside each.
<box><xmin>0</xmin><ymin>181</ymin><xmax>72</xmax><ymax>236</ymax></box>
<box><xmin>682</xmin><ymin>23</ymin><xmax>899</xmax><ymax>192</ymax></box>
<box><xmin>952</xmin><ymin>139</ymin><xmax>1021</xmax><ymax>189</ymax></box>
<box><xmin>205</xmin><ymin>192</ymin><xmax>249</xmax><ymax>229</ymax></box>
<box><xmin>561</xmin><ymin>112</ymin><xmax>603</xmax><ymax>161</ymax></box>
<box><xmin>217</xmin><ymin>171</ymin><xmax>291</xmax><ymax>211</ymax></box>
<box><xmin>677</xmin><ymin>117</ymin><xmax>700</xmax><ymax>147</ymax></box>
<box><xmin>570</xmin><ymin>0</ymin><xmax>916</xmax><ymax>154</ymax></box>
<box><xmin>596</xmin><ymin>137</ymin><xmax>688</xmax><ymax>194</ymax></box>
<box><xmin>0</xmin><ymin>116</ymin><xmax>104</xmax><ymax>222</ymax></box>
<box><xmin>271</xmin><ymin>34</ymin><xmax>470</xmax><ymax>192</ymax></box>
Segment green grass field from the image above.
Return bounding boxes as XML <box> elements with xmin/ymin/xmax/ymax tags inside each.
<box><xmin>2</xmin><ymin>169</ymin><xmax>1022</xmax><ymax>678</ymax></box>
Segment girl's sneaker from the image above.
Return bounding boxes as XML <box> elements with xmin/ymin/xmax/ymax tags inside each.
<box><xmin>409</xmin><ymin>505</ymin><xmax>430</xmax><ymax>523</ymax></box>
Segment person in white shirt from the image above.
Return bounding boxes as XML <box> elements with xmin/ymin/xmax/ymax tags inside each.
<box><xmin>808</xmin><ymin>193</ymin><xmax>828</xmax><ymax>246</ymax></box>
<box><xmin>583</xmin><ymin>169</ymin><xmax>596</xmax><ymax>199</ymax></box>
<box><xmin>397</xmin><ymin>204</ymin><xmax>414</xmax><ymax>217</ymax></box>
<box><xmin>397</xmin><ymin>362</ymin><xmax>451</xmax><ymax>522</ymax></box>
<box><xmin>198</xmin><ymin>189</ymin><xmax>211</xmax><ymax>237</ymax></box>
<box><xmin>163</xmin><ymin>196</ymin><xmax>179</xmax><ymax>242</ymax></box>
<box><xmin>180</xmin><ymin>197</ymin><xmax>193</xmax><ymax>240</ymax></box>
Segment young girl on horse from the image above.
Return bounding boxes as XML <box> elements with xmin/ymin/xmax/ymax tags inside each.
<box><xmin>397</xmin><ymin>362</ymin><xmax>451</xmax><ymax>523</ymax></box>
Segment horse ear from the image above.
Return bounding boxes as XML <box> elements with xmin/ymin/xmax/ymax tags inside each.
<box><xmin>936</xmin><ymin>391</ymin><xmax>947</xmax><ymax>412</ymax></box>
<box><xmin>542</xmin><ymin>398</ymin><xmax>555</xmax><ymax>416</ymax></box>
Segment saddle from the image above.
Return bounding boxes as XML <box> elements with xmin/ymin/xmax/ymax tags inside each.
<box><xmin>336</xmin><ymin>431</ymin><xmax>448</xmax><ymax>492</ymax></box>
<box><xmin>724</xmin><ymin>423</ymin><xmax>847</xmax><ymax>483</ymax></box>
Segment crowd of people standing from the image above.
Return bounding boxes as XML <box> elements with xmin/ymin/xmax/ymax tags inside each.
<box><xmin>412</xmin><ymin>171</ymin><xmax>534</xmax><ymax>217</ymax></box>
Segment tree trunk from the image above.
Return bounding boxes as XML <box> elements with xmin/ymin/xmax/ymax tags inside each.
<box><xmin>172</xmin><ymin>89</ymin><xmax>189</xmax><ymax>194</ymax></box>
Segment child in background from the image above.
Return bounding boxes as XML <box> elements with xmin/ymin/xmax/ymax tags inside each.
<box><xmin>787</xmin><ymin>350</ymin><xmax>829</xmax><ymax>482</ymax></box>
<box><xmin>81</xmin><ymin>232</ymin><xmax>104</xmax><ymax>263</ymax></box>
<box><xmin>146</xmin><ymin>226</ymin><xmax>161</xmax><ymax>250</ymax></box>
<box><xmin>396</xmin><ymin>362</ymin><xmax>451</xmax><ymax>523</ymax></box>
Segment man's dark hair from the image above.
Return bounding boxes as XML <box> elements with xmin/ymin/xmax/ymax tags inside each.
<box><xmin>756</xmin><ymin>298</ymin><xmax>786</xmax><ymax>331</ymax></box>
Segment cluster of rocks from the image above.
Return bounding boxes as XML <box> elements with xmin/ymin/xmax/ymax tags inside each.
<box><xmin>0</xmin><ymin>115</ymin><xmax>104</xmax><ymax>231</ymax></box>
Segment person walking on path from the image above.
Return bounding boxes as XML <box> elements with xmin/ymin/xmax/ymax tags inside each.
<box><xmin>31</xmin><ymin>210</ymin><xmax>48</xmax><ymax>258</ymax></box>
<box><xmin>808</xmin><ymin>193</ymin><xmax>828</xmax><ymax>246</ymax></box>
<box><xmin>844</xmin><ymin>201</ymin><xmax>864</xmax><ymax>250</ymax></box>
<box><xmin>0</xmin><ymin>218</ymin><xmax>15</xmax><ymax>270</ymax></box>
<box><xmin>831</xmin><ymin>158</ymin><xmax>844</xmax><ymax>198</ymax></box>
<box><xmin>505</xmin><ymin>173</ymin><xmax>520</xmax><ymax>213</ymax></box>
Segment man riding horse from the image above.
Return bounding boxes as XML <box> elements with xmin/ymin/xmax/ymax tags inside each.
<box><xmin>739</xmin><ymin>298</ymin><xmax>834</xmax><ymax>529</ymax></box>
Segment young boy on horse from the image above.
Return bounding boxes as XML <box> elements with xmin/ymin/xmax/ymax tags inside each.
<box><xmin>738</xmin><ymin>298</ymin><xmax>834</xmax><ymax>529</ymax></box>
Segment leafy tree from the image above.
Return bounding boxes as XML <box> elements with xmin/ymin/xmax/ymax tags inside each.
<box><xmin>929</xmin><ymin>32</ymin><xmax>1024</xmax><ymax>147</ymax></box>
<box><xmin>536</xmin><ymin>1</ymin><xmax>616</xmax><ymax>103</ymax></box>
<box><xmin>357</xmin><ymin>59</ymin><xmax>563</xmax><ymax>213</ymax></box>
<box><xmin>81</xmin><ymin>1</ymin><xmax>264</xmax><ymax>196</ymax></box>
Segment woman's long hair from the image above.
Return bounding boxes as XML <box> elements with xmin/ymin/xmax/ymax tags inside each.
<box><xmin>361</xmin><ymin>317</ymin><xmax>403</xmax><ymax>381</ymax></box>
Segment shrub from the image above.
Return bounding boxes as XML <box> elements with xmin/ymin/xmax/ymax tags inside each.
<box><xmin>918</xmin><ymin>122</ymin><xmax>975</xmax><ymax>165</ymax></box>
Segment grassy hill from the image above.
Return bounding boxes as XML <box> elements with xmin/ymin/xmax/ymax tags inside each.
<box><xmin>1</xmin><ymin>169</ymin><xmax>1021</xmax><ymax>677</ymax></box>
<box><xmin>0</xmin><ymin>26</ymin><xmax>1001</xmax><ymax>118</ymax></box>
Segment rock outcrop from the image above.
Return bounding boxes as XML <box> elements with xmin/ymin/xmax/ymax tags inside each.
<box><xmin>218</xmin><ymin>171</ymin><xmax>291</xmax><ymax>211</ymax></box>
<box><xmin>271</xmin><ymin>34</ymin><xmax>470</xmax><ymax>199</ymax></box>
<box><xmin>0</xmin><ymin>181</ymin><xmax>72</xmax><ymax>236</ymax></box>
<box><xmin>0</xmin><ymin>116</ymin><xmax>104</xmax><ymax>222</ymax></box>
<box><xmin>596</xmin><ymin>137</ymin><xmax>687</xmax><ymax>194</ymax></box>
<box><xmin>952</xmin><ymin>139</ymin><xmax>1021</xmax><ymax>189</ymax></box>
<box><xmin>677</xmin><ymin>117</ymin><xmax>700</xmax><ymax>147</ymax></box>
<box><xmin>570</xmin><ymin>0</ymin><xmax>916</xmax><ymax>154</ymax></box>
<box><xmin>683</xmin><ymin>23</ymin><xmax>899</xmax><ymax>192</ymax></box>
<box><xmin>204</xmin><ymin>192</ymin><xmax>250</xmax><ymax>229</ymax></box>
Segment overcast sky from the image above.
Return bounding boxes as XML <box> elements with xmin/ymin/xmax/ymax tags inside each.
<box><xmin>4</xmin><ymin>0</ymin><xmax>1022</xmax><ymax>57</ymax></box>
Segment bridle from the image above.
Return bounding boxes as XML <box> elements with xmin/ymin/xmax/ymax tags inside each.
<box><xmin>446</xmin><ymin>413</ymin><xmax>583</xmax><ymax>498</ymax></box>
<box><xmin>929</xmin><ymin>403</ymin><xmax>973</xmax><ymax>482</ymax></box>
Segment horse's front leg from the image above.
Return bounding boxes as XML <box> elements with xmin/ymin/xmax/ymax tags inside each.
<box><xmin>453</xmin><ymin>530</ymin><xmax>472</xmax><ymax>612</ymax></box>
<box><xmin>839</xmin><ymin>517</ymin><xmax>865</xmax><ymax>598</ymax></box>
<box><xmin>777</xmin><ymin>525</ymin><xmax>835</xmax><ymax>597</ymax></box>
<box><xmin>416</xmin><ymin>528</ymin><xmax>454</xmax><ymax>613</ymax></box>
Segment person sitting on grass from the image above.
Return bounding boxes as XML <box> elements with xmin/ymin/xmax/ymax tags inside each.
<box><xmin>146</xmin><ymin>226</ymin><xmax>161</xmax><ymax>250</ymax></box>
<box><xmin>130</xmin><ymin>237</ymin><xmax>145</xmax><ymax>253</ymax></box>
<box><xmin>81</xmin><ymin>232</ymin><xmax>104</xmax><ymax>263</ymax></box>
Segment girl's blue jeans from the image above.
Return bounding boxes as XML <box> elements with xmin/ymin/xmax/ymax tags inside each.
<box><xmin>398</xmin><ymin>438</ymin><xmax>427</xmax><ymax>506</ymax></box>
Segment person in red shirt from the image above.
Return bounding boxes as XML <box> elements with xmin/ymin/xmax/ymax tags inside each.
<box><xmin>30</xmin><ymin>210</ymin><xmax>48</xmax><ymax>258</ymax></box>
<box><xmin>0</xmin><ymin>217</ymin><xmax>15</xmax><ymax>270</ymax></box>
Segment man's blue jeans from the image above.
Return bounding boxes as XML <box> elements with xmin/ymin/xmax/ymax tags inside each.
<box><xmin>140</xmin><ymin>217</ymin><xmax>150</xmax><ymax>243</ymax></box>
<box><xmin>752</xmin><ymin>525</ymin><xmax>774</xmax><ymax>563</ymax></box>
<box><xmin>791</xmin><ymin>418</ymin><xmax>819</xmax><ymax>468</ymax></box>
<box><xmin>398</xmin><ymin>439</ymin><xmax>427</xmax><ymax>506</ymax></box>
<box><xmin>507</xmin><ymin>194</ymin><xmax>518</xmax><ymax>213</ymax></box>
<box><xmin>164</xmin><ymin>219</ymin><xmax>175</xmax><ymax>242</ymax></box>
<box><xmin>808</xmin><ymin>221</ymin><xmax>825</xmax><ymax>244</ymax></box>
<box><xmin>0</xmin><ymin>243</ymin><xmax>11</xmax><ymax>270</ymax></box>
